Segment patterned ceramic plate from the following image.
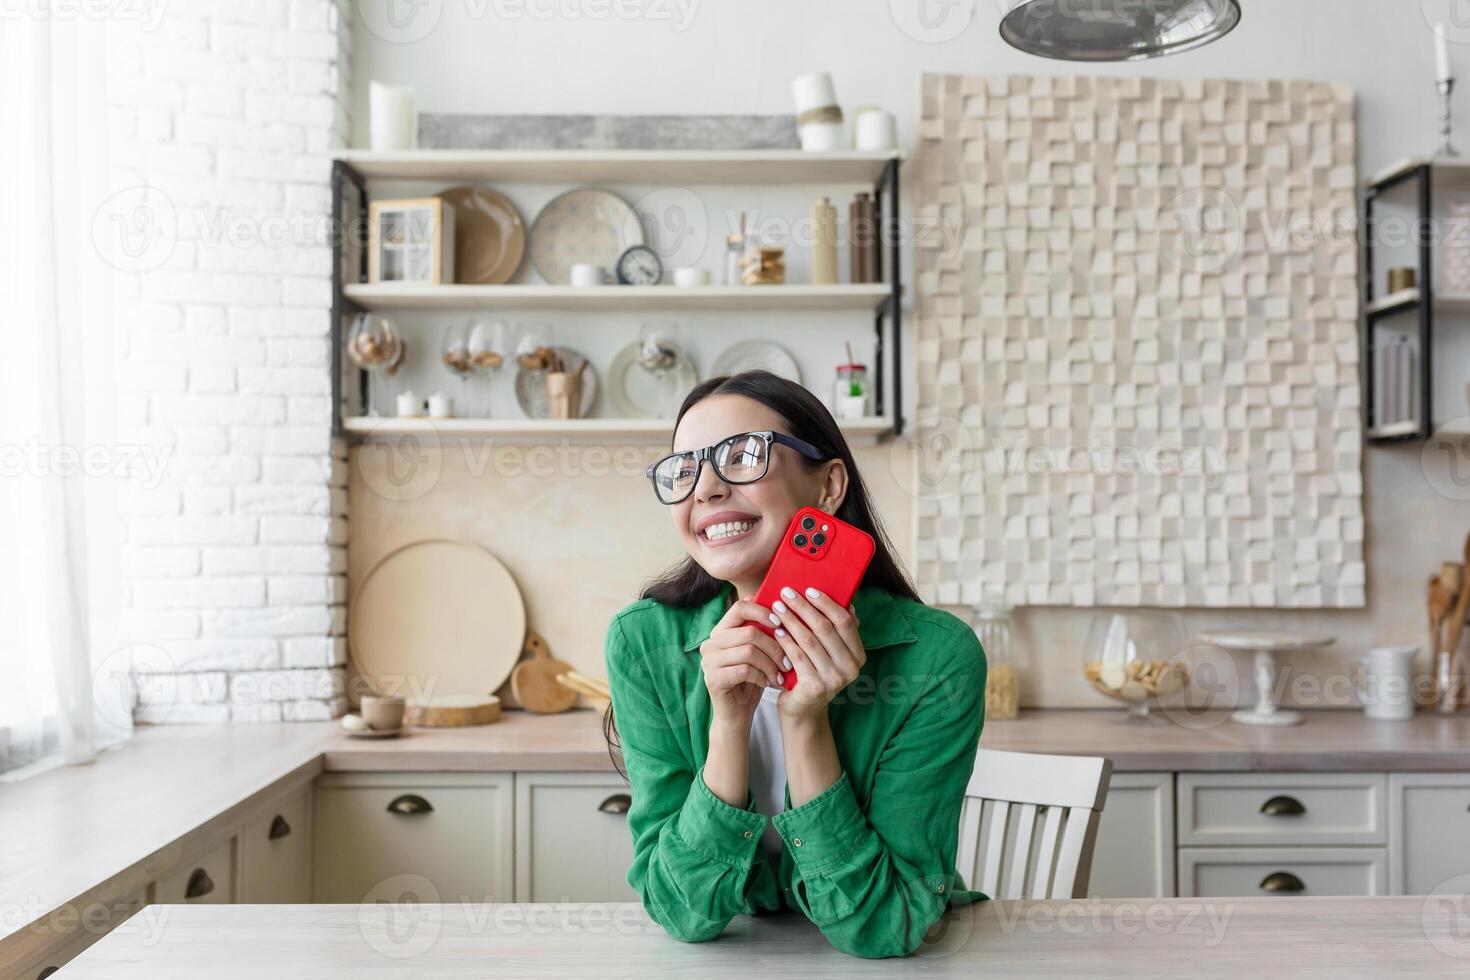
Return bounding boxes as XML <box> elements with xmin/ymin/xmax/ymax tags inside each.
<box><xmin>528</xmin><ymin>188</ymin><xmax>644</xmax><ymax>285</ymax></box>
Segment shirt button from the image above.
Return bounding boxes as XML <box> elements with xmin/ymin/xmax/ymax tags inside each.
<box><xmin>937</xmin><ymin>883</ymin><xmax>946</xmax><ymax>893</ymax></box>
<box><xmin>792</xmin><ymin>837</ymin><xmax>803</xmax><ymax>846</ymax></box>
<box><xmin>743</xmin><ymin>830</ymin><xmax>753</xmax><ymax>838</ymax></box>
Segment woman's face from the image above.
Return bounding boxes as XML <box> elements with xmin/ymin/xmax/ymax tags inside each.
<box><xmin>668</xmin><ymin>394</ymin><xmax>846</xmax><ymax>591</ymax></box>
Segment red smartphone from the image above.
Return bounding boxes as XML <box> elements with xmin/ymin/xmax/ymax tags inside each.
<box><xmin>748</xmin><ymin>506</ymin><xmax>875</xmax><ymax>690</ymax></box>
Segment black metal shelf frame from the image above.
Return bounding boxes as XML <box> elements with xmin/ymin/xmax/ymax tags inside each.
<box><xmin>1362</xmin><ymin>162</ymin><xmax>1433</xmax><ymax>443</ymax></box>
<box><xmin>329</xmin><ymin>155</ymin><xmax>906</xmax><ymax>440</ymax></box>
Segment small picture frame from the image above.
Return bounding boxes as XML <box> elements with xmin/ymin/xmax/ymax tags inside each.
<box><xmin>368</xmin><ymin>197</ymin><xmax>456</xmax><ymax>284</ymax></box>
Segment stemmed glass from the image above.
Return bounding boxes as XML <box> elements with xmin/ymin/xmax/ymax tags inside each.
<box><xmin>441</xmin><ymin>322</ymin><xmax>474</xmax><ymax>417</ymax></box>
<box><xmin>638</xmin><ymin>320</ymin><xmax>684</xmax><ymax>418</ymax></box>
<box><xmin>347</xmin><ymin>312</ymin><xmax>404</xmax><ymax>417</ymax></box>
<box><xmin>466</xmin><ymin>319</ymin><xmax>509</xmax><ymax>417</ymax></box>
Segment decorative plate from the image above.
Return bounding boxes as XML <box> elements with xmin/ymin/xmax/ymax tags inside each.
<box><xmin>710</xmin><ymin>340</ymin><xmax>802</xmax><ymax>385</ymax></box>
<box><xmin>514</xmin><ymin>346</ymin><xmax>599</xmax><ymax>419</ymax></box>
<box><xmin>528</xmin><ymin>188</ymin><xmax>644</xmax><ymax>285</ymax></box>
<box><xmin>440</xmin><ymin>186</ymin><xmax>526</xmax><ymax>285</ymax></box>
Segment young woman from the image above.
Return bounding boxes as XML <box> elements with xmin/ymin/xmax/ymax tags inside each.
<box><xmin>602</xmin><ymin>370</ymin><xmax>987</xmax><ymax>959</ymax></box>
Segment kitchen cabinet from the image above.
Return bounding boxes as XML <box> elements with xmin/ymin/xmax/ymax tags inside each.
<box><xmin>1389</xmin><ymin>772</ymin><xmax>1470</xmax><ymax>895</ymax></box>
<box><xmin>1087</xmin><ymin>772</ymin><xmax>1175</xmax><ymax>898</ymax></box>
<box><xmin>154</xmin><ymin>837</ymin><xmax>236</xmax><ymax>904</ymax></box>
<box><xmin>1178</xmin><ymin>846</ymin><xmax>1387</xmax><ymax>897</ymax></box>
<box><xmin>238</xmin><ymin>783</ymin><xmax>314</xmax><ymax>903</ymax></box>
<box><xmin>514</xmin><ymin>772</ymin><xmax>639</xmax><ymax>902</ymax></box>
<box><xmin>312</xmin><ymin>772</ymin><xmax>514</xmax><ymax>904</ymax></box>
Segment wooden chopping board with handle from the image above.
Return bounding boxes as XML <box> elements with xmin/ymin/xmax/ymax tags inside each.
<box><xmin>510</xmin><ymin>632</ymin><xmax>578</xmax><ymax>714</ymax></box>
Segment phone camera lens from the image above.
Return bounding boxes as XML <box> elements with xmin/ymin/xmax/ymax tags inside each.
<box><xmin>801</xmin><ymin>516</ymin><xmax>816</xmax><ymax>531</ymax></box>
<box><xmin>812</xmin><ymin>532</ymin><xmax>826</xmax><ymax>546</ymax></box>
<box><xmin>793</xmin><ymin>533</ymin><xmax>808</xmax><ymax>547</ymax></box>
<box><xmin>808</xmin><ymin>547</ymin><xmax>817</xmax><ymax>554</ymax></box>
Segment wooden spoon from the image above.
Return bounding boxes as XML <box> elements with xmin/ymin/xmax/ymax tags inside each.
<box><xmin>1431</xmin><ymin>565</ymin><xmax>1468</xmax><ymax>712</ymax></box>
<box><xmin>1443</xmin><ymin>540</ymin><xmax>1470</xmax><ymax>657</ymax></box>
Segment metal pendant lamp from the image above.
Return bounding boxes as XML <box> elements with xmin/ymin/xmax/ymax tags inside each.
<box><xmin>999</xmin><ymin>0</ymin><xmax>1240</xmax><ymax>61</ymax></box>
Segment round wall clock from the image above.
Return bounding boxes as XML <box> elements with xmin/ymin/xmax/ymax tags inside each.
<box><xmin>616</xmin><ymin>245</ymin><xmax>663</xmax><ymax>285</ymax></box>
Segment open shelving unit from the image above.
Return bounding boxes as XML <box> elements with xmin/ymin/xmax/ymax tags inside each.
<box><xmin>329</xmin><ymin>149</ymin><xmax>905</xmax><ymax>442</ymax></box>
<box><xmin>1361</xmin><ymin>158</ymin><xmax>1470</xmax><ymax>442</ymax></box>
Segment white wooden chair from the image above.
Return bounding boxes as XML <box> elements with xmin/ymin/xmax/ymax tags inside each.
<box><xmin>956</xmin><ymin>749</ymin><xmax>1113</xmax><ymax>899</ymax></box>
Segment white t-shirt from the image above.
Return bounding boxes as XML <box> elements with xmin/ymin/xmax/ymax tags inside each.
<box><xmin>747</xmin><ymin>684</ymin><xmax>787</xmax><ymax>862</ymax></box>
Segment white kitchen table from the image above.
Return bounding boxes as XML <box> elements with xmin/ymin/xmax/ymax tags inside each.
<box><xmin>53</xmin><ymin>896</ymin><xmax>1470</xmax><ymax>977</ymax></box>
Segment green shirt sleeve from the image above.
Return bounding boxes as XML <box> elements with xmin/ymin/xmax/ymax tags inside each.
<box><xmin>771</xmin><ymin>625</ymin><xmax>986</xmax><ymax>958</ymax></box>
<box><xmin>604</xmin><ymin>613</ymin><xmax>778</xmax><ymax>942</ymax></box>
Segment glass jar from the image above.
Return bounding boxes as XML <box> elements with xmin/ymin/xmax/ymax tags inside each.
<box><xmin>973</xmin><ymin>593</ymin><xmax>1018</xmax><ymax>720</ymax></box>
<box><xmin>832</xmin><ymin>363</ymin><xmax>869</xmax><ymax>419</ymax></box>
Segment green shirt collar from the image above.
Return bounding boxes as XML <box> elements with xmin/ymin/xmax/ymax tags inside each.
<box><xmin>679</xmin><ymin>580</ymin><xmax>918</xmax><ymax>653</ymax></box>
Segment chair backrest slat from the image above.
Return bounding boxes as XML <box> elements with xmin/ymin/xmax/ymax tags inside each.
<box><xmin>959</xmin><ymin>748</ymin><xmax>1113</xmax><ymax>900</ymax></box>
<box><xmin>978</xmin><ymin>799</ymin><xmax>1010</xmax><ymax>898</ymax></box>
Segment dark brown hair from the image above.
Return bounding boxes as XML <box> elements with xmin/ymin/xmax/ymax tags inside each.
<box><xmin>603</xmin><ymin>371</ymin><xmax>919</xmax><ymax>777</ymax></box>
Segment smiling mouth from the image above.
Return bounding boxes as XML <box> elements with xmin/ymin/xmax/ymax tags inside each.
<box><xmin>701</xmin><ymin>518</ymin><xmax>759</xmax><ymax>545</ymax></box>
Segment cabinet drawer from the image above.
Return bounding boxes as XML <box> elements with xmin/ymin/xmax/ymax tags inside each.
<box><xmin>1178</xmin><ymin>772</ymin><xmax>1385</xmax><ymax>846</ymax></box>
<box><xmin>239</xmin><ymin>784</ymin><xmax>313</xmax><ymax>903</ymax></box>
<box><xmin>1178</xmin><ymin>847</ymin><xmax>1386</xmax><ymax>897</ymax></box>
<box><xmin>1389</xmin><ymin>772</ymin><xmax>1470</xmax><ymax>895</ymax></box>
<box><xmin>515</xmin><ymin>772</ymin><xmax>638</xmax><ymax>902</ymax></box>
<box><xmin>154</xmin><ymin>837</ymin><xmax>236</xmax><ymax>904</ymax></box>
<box><xmin>313</xmin><ymin>772</ymin><xmax>513</xmax><ymax>904</ymax></box>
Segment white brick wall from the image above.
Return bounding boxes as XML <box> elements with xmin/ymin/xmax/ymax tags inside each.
<box><xmin>107</xmin><ymin>0</ymin><xmax>353</xmax><ymax>724</ymax></box>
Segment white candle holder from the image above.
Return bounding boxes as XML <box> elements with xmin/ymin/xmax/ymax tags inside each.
<box><xmin>1439</xmin><ymin>77</ymin><xmax>1459</xmax><ymax>157</ymax></box>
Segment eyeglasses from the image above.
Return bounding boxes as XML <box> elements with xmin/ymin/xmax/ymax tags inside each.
<box><xmin>646</xmin><ymin>430</ymin><xmax>829</xmax><ymax>505</ymax></box>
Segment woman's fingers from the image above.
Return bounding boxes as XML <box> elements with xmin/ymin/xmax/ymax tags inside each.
<box><xmin>772</xmin><ymin>586</ymin><xmax>861</xmax><ymax>676</ymax></box>
<box><xmin>770</xmin><ymin>598</ymin><xmax>847</xmax><ymax>691</ymax></box>
<box><xmin>798</xmin><ymin>587</ymin><xmax>866</xmax><ymax>669</ymax></box>
<box><xmin>702</xmin><ymin>629</ymin><xmax>782</xmax><ymax>687</ymax></box>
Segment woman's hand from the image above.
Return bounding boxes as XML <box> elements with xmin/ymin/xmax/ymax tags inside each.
<box><xmin>768</xmin><ymin>586</ymin><xmax>865</xmax><ymax>722</ymax></box>
<box><xmin>698</xmin><ymin>598</ymin><xmax>788</xmax><ymax>731</ymax></box>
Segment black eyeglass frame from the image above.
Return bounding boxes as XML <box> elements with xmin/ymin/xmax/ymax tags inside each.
<box><xmin>645</xmin><ymin>430</ymin><xmax>830</xmax><ymax>505</ymax></box>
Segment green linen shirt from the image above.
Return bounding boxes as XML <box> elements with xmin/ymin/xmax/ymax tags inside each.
<box><xmin>603</xmin><ymin>580</ymin><xmax>988</xmax><ymax>959</ymax></box>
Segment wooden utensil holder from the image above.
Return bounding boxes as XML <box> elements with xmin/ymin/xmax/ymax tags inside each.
<box><xmin>545</xmin><ymin>371</ymin><xmax>581</xmax><ymax>419</ymax></box>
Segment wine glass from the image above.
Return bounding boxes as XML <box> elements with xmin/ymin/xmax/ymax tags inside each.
<box><xmin>1082</xmin><ymin>611</ymin><xmax>1188</xmax><ymax>721</ymax></box>
<box><xmin>441</xmin><ymin>322</ymin><xmax>474</xmax><ymax>416</ymax></box>
<box><xmin>347</xmin><ymin>312</ymin><xmax>403</xmax><ymax>417</ymax></box>
<box><xmin>466</xmin><ymin>319</ymin><xmax>509</xmax><ymax>417</ymax></box>
<box><xmin>638</xmin><ymin>320</ymin><xmax>684</xmax><ymax>418</ymax></box>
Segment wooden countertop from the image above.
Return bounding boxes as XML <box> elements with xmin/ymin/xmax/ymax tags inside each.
<box><xmin>57</xmin><ymin>897</ymin><xmax>1470</xmax><ymax>977</ymax></box>
<box><xmin>10</xmin><ymin>706</ymin><xmax>1470</xmax><ymax>970</ymax></box>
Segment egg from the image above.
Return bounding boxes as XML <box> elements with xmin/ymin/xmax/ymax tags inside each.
<box><xmin>340</xmin><ymin>713</ymin><xmax>368</xmax><ymax>732</ymax></box>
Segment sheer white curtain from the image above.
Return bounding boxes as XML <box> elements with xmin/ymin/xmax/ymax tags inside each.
<box><xmin>0</xmin><ymin>12</ymin><xmax>126</xmax><ymax>777</ymax></box>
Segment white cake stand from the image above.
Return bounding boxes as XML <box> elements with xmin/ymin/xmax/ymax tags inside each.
<box><xmin>1198</xmin><ymin>629</ymin><xmax>1336</xmax><ymax>726</ymax></box>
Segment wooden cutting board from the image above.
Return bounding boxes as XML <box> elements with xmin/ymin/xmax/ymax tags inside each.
<box><xmin>406</xmin><ymin>695</ymin><xmax>502</xmax><ymax>727</ymax></box>
<box><xmin>349</xmin><ymin>539</ymin><xmax>525</xmax><ymax>700</ymax></box>
<box><xmin>510</xmin><ymin>632</ymin><xmax>578</xmax><ymax>714</ymax></box>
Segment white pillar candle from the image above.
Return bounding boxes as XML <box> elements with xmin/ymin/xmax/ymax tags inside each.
<box><xmin>369</xmin><ymin>81</ymin><xmax>417</xmax><ymax>151</ymax></box>
<box><xmin>1436</xmin><ymin>24</ymin><xmax>1451</xmax><ymax>82</ymax></box>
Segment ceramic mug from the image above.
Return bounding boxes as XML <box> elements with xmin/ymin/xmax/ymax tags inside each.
<box><xmin>360</xmin><ymin>694</ymin><xmax>406</xmax><ymax>731</ymax></box>
<box><xmin>1358</xmin><ymin>644</ymin><xmax>1418</xmax><ymax>721</ymax></box>
<box><xmin>570</xmin><ymin>263</ymin><xmax>605</xmax><ymax>287</ymax></box>
<box><xmin>673</xmin><ymin>267</ymin><xmax>710</xmax><ymax>287</ymax></box>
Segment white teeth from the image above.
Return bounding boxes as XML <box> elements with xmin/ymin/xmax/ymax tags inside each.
<box><xmin>703</xmin><ymin>519</ymin><xmax>755</xmax><ymax>541</ymax></box>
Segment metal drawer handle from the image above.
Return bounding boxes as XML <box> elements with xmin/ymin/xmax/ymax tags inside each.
<box><xmin>268</xmin><ymin>814</ymin><xmax>292</xmax><ymax>840</ymax></box>
<box><xmin>1259</xmin><ymin>871</ymin><xmax>1305</xmax><ymax>893</ymax></box>
<box><xmin>1260</xmin><ymin>795</ymin><xmax>1306</xmax><ymax>817</ymax></box>
<box><xmin>387</xmin><ymin>793</ymin><xmax>433</xmax><ymax>816</ymax></box>
<box><xmin>185</xmin><ymin>867</ymin><xmax>215</xmax><ymax>899</ymax></box>
<box><xmin>598</xmin><ymin>793</ymin><xmax>632</xmax><ymax>815</ymax></box>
